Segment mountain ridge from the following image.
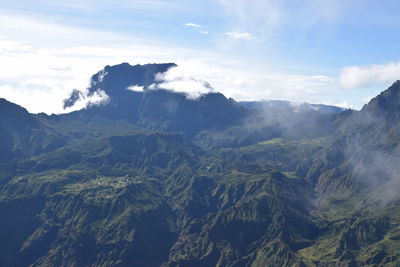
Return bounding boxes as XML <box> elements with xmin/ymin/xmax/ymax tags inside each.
<box><xmin>0</xmin><ymin>63</ymin><xmax>400</xmax><ymax>266</ymax></box>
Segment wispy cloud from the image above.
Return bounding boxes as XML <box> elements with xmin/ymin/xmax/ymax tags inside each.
<box><xmin>339</xmin><ymin>61</ymin><xmax>400</xmax><ymax>89</ymax></box>
<box><xmin>225</xmin><ymin>31</ymin><xmax>256</xmax><ymax>40</ymax></box>
<box><xmin>217</xmin><ymin>0</ymin><xmax>281</xmax><ymax>40</ymax></box>
<box><xmin>184</xmin><ymin>22</ymin><xmax>208</xmax><ymax>35</ymax></box>
<box><xmin>151</xmin><ymin>65</ymin><xmax>214</xmax><ymax>99</ymax></box>
<box><xmin>217</xmin><ymin>0</ymin><xmax>345</xmax><ymax>40</ymax></box>
<box><xmin>184</xmin><ymin>23</ymin><xmax>202</xmax><ymax>28</ymax></box>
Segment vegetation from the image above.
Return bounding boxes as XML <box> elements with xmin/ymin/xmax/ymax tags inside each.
<box><xmin>1</xmin><ymin>63</ymin><xmax>400</xmax><ymax>266</ymax></box>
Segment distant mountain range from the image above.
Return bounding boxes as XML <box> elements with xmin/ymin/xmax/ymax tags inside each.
<box><xmin>239</xmin><ymin>100</ymin><xmax>345</xmax><ymax>114</ymax></box>
<box><xmin>0</xmin><ymin>63</ymin><xmax>399</xmax><ymax>266</ymax></box>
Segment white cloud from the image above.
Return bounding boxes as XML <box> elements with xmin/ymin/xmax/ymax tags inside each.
<box><xmin>184</xmin><ymin>23</ymin><xmax>202</xmax><ymax>28</ymax></box>
<box><xmin>221</xmin><ymin>73</ymin><xmax>335</xmax><ymax>102</ymax></box>
<box><xmin>151</xmin><ymin>65</ymin><xmax>214</xmax><ymax>99</ymax></box>
<box><xmin>159</xmin><ymin>61</ymin><xmax>335</xmax><ymax>103</ymax></box>
<box><xmin>0</xmin><ymin>13</ymin><xmax>193</xmax><ymax>114</ymax></box>
<box><xmin>184</xmin><ymin>22</ymin><xmax>209</xmax><ymax>35</ymax></box>
<box><xmin>0</xmin><ymin>12</ymin><xmax>338</xmax><ymax>114</ymax></box>
<box><xmin>318</xmin><ymin>101</ymin><xmax>354</xmax><ymax>110</ymax></box>
<box><xmin>339</xmin><ymin>61</ymin><xmax>400</xmax><ymax>89</ymax></box>
<box><xmin>63</xmin><ymin>89</ymin><xmax>109</xmax><ymax>112</ymax></box>
<box><xmin>334</xmin><ymin>101</ymin><xmax>354</xmax><ymax>109</ymax></box>
<box><xmin>127</xmin><ymin>85</ymin><xmax>145</xmax><ymax>92</ymax></box>
<box><xmin>225</xmin><ymin>31</ymin><xmax>255</xmax><ymax>40</ymax></box>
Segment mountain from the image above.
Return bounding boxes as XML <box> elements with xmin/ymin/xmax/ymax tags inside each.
<box><xmin>64</xmin><ymin>62</ymin><xmax>177</xmax><ymax>109</ymax></box>
<box><xmin>305</xmin><ymin>80</ymin><xmax>400</xmax><ymax>197</ymax></box>
<box><xmin>0</xmin><ymin>63</ymin><xmax>400</xmax><ymax>266</ymax></box>
<box><xmin>0</xmin><ymin>98</ymin><xmax>37</xmax><ymax>162</ymax></box>
<box><xmin>0</xmin><ymin>99</ymin><xmax>67</xmax><ymax>163</ymax></box>
<box><xmin>361</xmin><ymin>80</ymin><xmax>400</xmax><ymax>117</ymax></box>
<box><xmin>194</xmin><ymin>100</ymin><xmax>342</xmax><ymax>149</ymax></box>
<box><xmin>239</xmin><ymin>100</ymin><xmax>346</xmax><ymax>114</ymax></box>
<box><xmin>62</xmin><ymin>63</ymin><xmax>247</xmax><ymax>137</ymax></box>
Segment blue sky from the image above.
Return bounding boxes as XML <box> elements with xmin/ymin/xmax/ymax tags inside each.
<box><xmin>1</xmin><ymin>0</ymin><xmax>400</xmax><ymax>113</ymax></box>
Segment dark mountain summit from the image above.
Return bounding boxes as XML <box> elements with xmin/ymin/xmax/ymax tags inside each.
<box><xmin>62</xmin><ymin>63</ymin><xmax>247</xmax><ymax>136</ymax></box>
<box><xmin>362</xmin><ymin>80</ymin><xmax>400</xmax><ymax>118</ymax></box>
<box><xmin>89</xmin><ymin>62</ymin><xmax>176</xmax><ymax>101</ymax></box>
<box><xmin>0</xmin><ymin>64</ymin><xmax>400</xmax><ymax>266</ymax></box>
<box><xmin>64</xmin><ymin>62</ymin><xmax>177</xmax><ymax>109</ymax></box>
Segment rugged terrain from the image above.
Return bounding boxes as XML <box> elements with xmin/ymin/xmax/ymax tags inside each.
<box><xmin>0</xmin><ymin>63</ymin><xmax>399</xmax><ymax>267</ymax></box>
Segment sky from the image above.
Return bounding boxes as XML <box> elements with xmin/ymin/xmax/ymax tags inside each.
<box><xmin>1</xmin><ymin>0</ymin><xmax>400</xmax><ymax>113</ymax></box>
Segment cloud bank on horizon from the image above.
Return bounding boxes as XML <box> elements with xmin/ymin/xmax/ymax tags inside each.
<box><xmin>340</xmin><ymin>62</ymin><xmax>400</xmax><ymax>89</ymax></box>
<box><xmin>0</xmin><ymin>0</ymin><xmax>400</xmax><ymax>113</ymax></box>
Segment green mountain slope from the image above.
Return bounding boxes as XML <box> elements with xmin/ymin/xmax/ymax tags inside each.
<box><xmin>1</xmin><ymin>64</ymin><xmax>400</xmax><ymax>266</ymax></box>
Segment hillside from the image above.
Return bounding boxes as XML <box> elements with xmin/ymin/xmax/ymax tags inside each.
<box><xmin>0</xmin><ymin>63</ymin><xmax>399</xmax><ymax>266</ymax></box>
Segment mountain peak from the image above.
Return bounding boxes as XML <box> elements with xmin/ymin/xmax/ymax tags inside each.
<box><xmin>61</xmin><ymin>63</ymin><xmax>246</xmax><ymax>136</ymax></box>
<box><xmin>91</xmin><ymin>62</ymin><xmax>177</xmax><ymax>97</ymax></box>
<box><xmin>0</xmin><ymin>97</ymin><xmax>38</xmax><ymax>131</ymax></box>
<box><xmin>0</xmin><ymin>98</ymin><xmax>30</xmax><ymax>116</ymax></box>
<box><xmin>102</xmin><ymin>62</ymin><xmax>176</xmax><ymax>75</ymax></box>
<box><xmin>361</xmin><ymin>80</ymin><xmax>400</xmax><ymax>116</ymax></box>
<box><xmin>64</xmin><ymin>62</ymin><xmax>177</xmax><ymax>109</ymax></box>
